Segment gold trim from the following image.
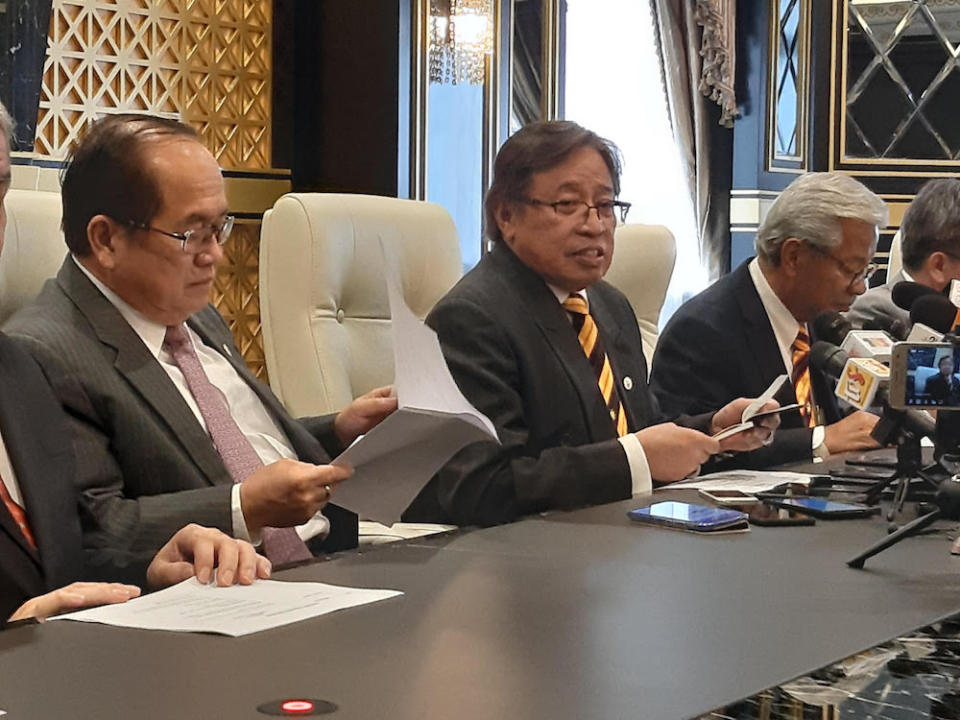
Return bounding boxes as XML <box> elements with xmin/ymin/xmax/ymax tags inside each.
<box><xmin>482</xmin><ymin>0</ymin><xmax>504</xmax><ymax>194</ymax></box>
<box><xmin>542</xmin><ymin>0</ymin><xmax>562</xmax><ymax>120</ymax></box>
<box><xmin>222</xmin><ymin>177</ymin><xmax>292</xmax><ymax>216</ymax></box>
<box><xmin>829</xmin><ymin>0</ymin><xmax>839</xmax><ymax>171</ymax></box>
<box><xmin>409</xmin><ymin>0</ymin><xmax>429</xmax><ymax>200</ymax></box>
<box><xmin>767</xmin><ymin>0</ymin><xmax>811</xmax><ymax>170</ymax></box>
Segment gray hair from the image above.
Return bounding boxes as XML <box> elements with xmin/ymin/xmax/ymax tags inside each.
<box><xmin>755</xmin><ymin>172</ymin><xmax>889</xmax><ymax>264</ymax></box>
<box><xmin>901</xmin><ymin>179</ymin><xmax>960</xmax><ymax>272</ymax></box>
<box><xmin>0</xmin><ymin>100</ymin><xmax>13</xmax><ymax>145</ymax></box>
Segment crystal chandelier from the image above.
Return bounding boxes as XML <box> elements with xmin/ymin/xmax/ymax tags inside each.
<box><xmin>429</xmin><ymin>0</ymin><xmax>494</xmax><ymax>86</ymax></box>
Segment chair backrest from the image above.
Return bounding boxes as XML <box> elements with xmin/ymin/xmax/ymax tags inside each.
<box><xmin>259</xmin><ymin>193</ymin><xmax>462</xmax><ymax>417</ymax></box>
<box><xmin>887</xmin><ymin>228</ymin><xmax>902</xmax><ymax>280</ymax></box>
<box><xmin>0</xmin><ymin>189</ymin><xmax>66</xmax><ymax>324</ymax></box>
<box><xmin>603</xmin><ymin>224</ymin><xmax>677</xmax><ymax>365</ymax></box>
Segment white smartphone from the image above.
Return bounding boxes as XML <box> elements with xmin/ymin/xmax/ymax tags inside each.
<box><xmin>888</xmin><ymin>341</ymin><xmax>960</xmax><ymax>410</ymax></box>
<box><xmin>697</xmin><ymin>489</ymin><xmax>760</xmax><ymax>505</ymax></box>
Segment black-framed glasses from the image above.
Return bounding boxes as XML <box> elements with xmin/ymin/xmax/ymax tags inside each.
<box><xmin>520</xmin><ymin>198</ymin><xmax>631</xmax><ymax>224</ymax></box>
<box><xmin>123</xmin><ymin>215</ymin><xmax>235</xmax><ymax>253</ymax></box>
<box><xmin>808</xmin><ymin>243</ymin><xmax>877</xmax><ymax>286</ymax></box>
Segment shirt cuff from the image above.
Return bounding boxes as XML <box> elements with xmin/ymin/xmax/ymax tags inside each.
<box><xmin>231</xmin><ymin>483</ymin><xmax>260</xmax><ymax>545</ymax></box>
<box><xmin>811</xmin><ymin>425</ymin><xmax>829</xmax><ymax>461</ymax></box>
<box><xmin>619</xmin><ymin>434</ymin><xmax>652</xmax><ymax>495</ymax></box>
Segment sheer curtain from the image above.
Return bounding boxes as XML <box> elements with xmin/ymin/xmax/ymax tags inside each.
<box><xmin>564</xmin><ymin>0</ymin><xmax>707</xmax><ymax>323</ymax></box>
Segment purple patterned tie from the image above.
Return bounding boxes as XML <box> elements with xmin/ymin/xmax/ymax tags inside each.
<box><xmin>163</xmin><ymin>325</ymin><xmax>312</xmax><ymax>564</ymax></box>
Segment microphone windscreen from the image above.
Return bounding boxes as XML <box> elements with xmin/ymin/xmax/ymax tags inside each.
<box><xmin>862</xmin><ymin>316</ymin><xmax>909</xmax><ymax>341</ymax></box>
<box><xmin>811</xmin><ymin>311</ymin><xmax>852</xmax><ymax>347</ymax></box>
<box><xmin>891</xmin><ymin>281</ymin><xmax>939</xmax><ymax>311</ymax></box>
<box><xmin>910</xmin><ymin>294</ymin><xmax>960</xmax><ymax>333</ymax></box>
<box><xmin>809</xmin><ymin>340</ymin><xmax>849</xmax><ymax>379</ymax></box>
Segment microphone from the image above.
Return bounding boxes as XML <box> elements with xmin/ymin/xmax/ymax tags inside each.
<box><xmin>891</xmin><ymin>281</ymin><xmax>941</xmax><ymax>311</ymax></box>
<box><xmin>909</xmin><ymin>294</ymin><xmax>960</xmax><ymax>334</ymax></box>
<box><xmin>811</xmin><ymin>311</ymin><xmax>852</xmax><ymax>347</ymax></box>
<box><xmin>809</xmin><ymin>340</ymin><xmax>936</xmax><ymax>440</ymax></box>
<box><xmin>862</xmin><ymin>316</ymin><xmax>909</xmax><ymax>342</ymax></box>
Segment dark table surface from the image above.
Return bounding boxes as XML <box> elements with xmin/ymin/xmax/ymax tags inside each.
<box><xmin>2</xmin><ymin>470</ymin><xmax>959</xmax><ymax>719</ymax></box>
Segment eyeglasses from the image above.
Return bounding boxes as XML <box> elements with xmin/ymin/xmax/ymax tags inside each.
<box><xmin>520</xmin><ymin>198</ymin><xmax>631</xmax><ymax>225</ymax></box>
<box><xmin>808</xmin><ymin>244</ymin><xmax>877</xmax><ymax>286</ymax></box>
<box><xmin>124</xmin><ymin>215</ymin><xmax>235</xmax><ymax>253</ymax></box>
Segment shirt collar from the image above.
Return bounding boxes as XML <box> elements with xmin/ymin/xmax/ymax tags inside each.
<box><xmin>547</xmin><ymin>283</ymin><xmax>588</xmax><ymax>306</ymax></box>
<box><xmin>748</xmin><ymin>257</ymin><xmax>804</xmax><ymax>355</ymax></box>
<box><xmin>71</xmin><ymin>255</ymin><xmax>169</xmax><ymax>359</ymax></box>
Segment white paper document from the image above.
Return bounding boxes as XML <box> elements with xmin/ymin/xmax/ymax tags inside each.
<box><xmin>663</xmin><ymin>470</ymin><xmax>816</xmax><ymax>493</ymax></box>
<box><xmin>712</xmin><ymin>374</ymin><xmax>789</xmax><ymax>441</ymax></box>
<box><xmin>331</xmin><ymin>274</ymin><xmax>499</xmax><ymax>525</ymax></box>
<box><xmin>51</xmin><ymin>578</ymin><xmax>402</xmax><ymax>637</ymax></box>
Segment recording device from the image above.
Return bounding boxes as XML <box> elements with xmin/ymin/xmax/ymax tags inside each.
<box><xmin>811</xmin><ymin>311</ymin><xmax>895</xmax><ymax>362</ymax></box>
<box><xmin>891</xmin><ymin>280</ymin><xmax>941</xmax><ymax>312</ymax></box>
<box><xmin>888</xmin><ymin>342</ymin><xmax>960</xmax><ymax>410</ymax></box>
<box><xmin>764</xmin><ymin>497</ymin><xmax>880</xmax><ymax>519</ymax></box>
<box><xmin>811</xmin><ymin>311</ymin><xmax>852</xmax><ymax>347</ymax></box>
<box><xmin>698</xmin><ymin>489</ymin><xmax>759</xmax><ymax>505</ymax></box>
<box><xmin>863</xmin><ymin>316</ymin><xmax>909</xmax><ymax>342</ymax></box>
<box><xmin>910</xmin><ymin>294</ymin><xmax>960</xmax><ymax>334</ymax></box>
<box><xmin>906</xmin><ymin>322</ymin><xmax>944</xmax><ymax>343</ymax></box>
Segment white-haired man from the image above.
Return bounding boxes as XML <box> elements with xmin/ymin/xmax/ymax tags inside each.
<box><xmin>650</xmin><ymin>172</ymin><xmax>889</xmax><ymax>466</ymax></box>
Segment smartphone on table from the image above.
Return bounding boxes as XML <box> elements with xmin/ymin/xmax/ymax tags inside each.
<box><xmin>763</xmin><ymin>497</ymin><xmax>880</xmax><ymax>519</ymax></box>
<box><xmin>627</xmin><ymin>502</ymin><xmax>748</xmax><ymax>532</ymax></box>
<box><xmin>698</xmin><ymin>489</ymin><xmax>759</xmax><ymax>505</ymax></box>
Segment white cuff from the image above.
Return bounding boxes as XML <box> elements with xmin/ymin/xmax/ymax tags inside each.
<box><xmin>619</xmin><ymin>434</ymin><xmax>652</xmax><ymax>495</ymax></box>
<box><xmin>231</xmin><ymin>483</ymin><xmax>260</xmax><ymax>545</ymax></box>
<box><xmin>811</xmin><ymin>425</ymin><xmax>829</xmax><ymax>461</ymax></box>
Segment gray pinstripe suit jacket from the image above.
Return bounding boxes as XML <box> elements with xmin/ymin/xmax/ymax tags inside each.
<box><xmin>4</xmin><ymin>258</ymin><xmax>357</xmax><ymax>558</ymax></box>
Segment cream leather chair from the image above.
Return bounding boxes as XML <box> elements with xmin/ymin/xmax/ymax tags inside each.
<box><xmin>604</xmin><ymin>224</ymin><xmax>677</xmax><ymax>365</ymax></box>
<box><xmin>259</xmin><ymin>193</ymin><xmax>462</xmax><ymax>417</ymax></box>
<box><xmin>0</xmin><ymin>189</ymin><xmax>66</xmax><ymax>324</ymax></box>
<box><xmin>887</xmin><ymin>229</ymin><xmax>903</xmax><ymax>280</ymax></box>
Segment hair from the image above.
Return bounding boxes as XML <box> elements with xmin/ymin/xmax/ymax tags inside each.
<box><xmin>900</xmin><ymin>179</ymin><xmax>960</xmax><ymax>272</ymax></box>
<box><xmin>484</xmin><ymin>120</ymin><xmax>622</xmax><ymax>244</ymax></box>
<box><xmin>0</xmin><ymin>100</ymin><xmax>13</xmax><ymax>146</ymax></box>
<box><xmin>60</xmin><ymin>113</ymin><xmax>200</xmax><ymax>256</ymax></box>
<box><xmin>755</xmin><ymin>172</ymin><xmax>889</xmax><ymax>265</ymax></box>
<box><xmin>941</xmin><ymin>355</ymin><xmax>954</xmax><ymax>369</ymax></box>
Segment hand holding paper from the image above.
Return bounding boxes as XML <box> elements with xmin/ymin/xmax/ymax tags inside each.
<box><xmin>711</xmin><ymin>375</ymin><xmax>793</xmax><ymax>449</ymax></box>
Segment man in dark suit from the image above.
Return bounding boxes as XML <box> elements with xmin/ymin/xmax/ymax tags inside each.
<box><xmin>650</xmin><ymin>173</ymin><xmax>889</xmax><ymax>467</ymax></box>
<box><xmin>5</xmin><ymin>114</ymin><xmax>396</xmax><ymax>563</ymax></box>
<box><xmin>926</xmin><ymin>356</ymin><xmax>960</xmax><ymax>405</ymax></box>
<box><xmin>848</xmin><ymin>179</ymin><xmax>960</xmax><ymax>331</ymax></box>
<box><xmin>0</xmin><ymin>103</ymin><xmax>269</xmax><ymax>626</ymax></box>
<box><xmin>404</xmin><ymin>121</ymin><xmax>777</xmax><ymax>527</ymax></box>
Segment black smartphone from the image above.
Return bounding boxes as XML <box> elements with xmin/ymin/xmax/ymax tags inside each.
<box><xmin>829</xmin><ymin>466</ymin><xmax>895</xmax><ymax>481</ymax></box>
<box><xmin>627</xmin><ymin>502</ymin><xmax>748</xmax><ymax>532</ymax></box>
<box><xmin>845</xmin><ymin>452</ymin><xmax>898</xmax><ymax>470</ymax></box>
<box><xmin>745</xmin><ymin>503</ymin><xmax>816</xmax><ymax>526</ymax></box>
<box><xmin>764</xmin><ymin>497</ymin><xmax>881</xmax><ymax>519</ymax></box>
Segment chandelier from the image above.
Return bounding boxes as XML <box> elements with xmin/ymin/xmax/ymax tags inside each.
<box><xmin>429</xmin><ymin>0</ymin><xmax>494</xmax><ymax>86</ymax></box>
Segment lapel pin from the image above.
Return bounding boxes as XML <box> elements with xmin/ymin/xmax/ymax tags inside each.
<box><xmin>623</xmin><ymin>376</ymin><xmax>633</xmax><ymax>391</ymax></box>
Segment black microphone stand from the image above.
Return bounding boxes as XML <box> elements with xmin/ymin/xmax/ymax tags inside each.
<box><xmin>848</xmin><ymin>476</ymin><xmax>960</xmax><ymax>568</ymax></box>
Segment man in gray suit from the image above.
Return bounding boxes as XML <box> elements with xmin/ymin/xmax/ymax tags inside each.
<box><xmin>848</xmin><ymin>179</ymin><xmax>960</xmax><ymax>331</ymax></box>
<box><xmin>5</xmin><ymin>114</ymin><xmax>396</xmax><ymax>561</ymax></box>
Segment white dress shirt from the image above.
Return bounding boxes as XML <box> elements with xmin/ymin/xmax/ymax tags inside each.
<box><xmin>74</xmin><ymin>257</ymin><xmax>329</xmax><ymax>542</ymax></box>
<box><xmin>0</xmin><ymin>430</ymin><xmax>26</xmax><ymax>522</ymax></box>
<box><xmin>548</xmin><ymin>285</ymin><xmax>652</xmax><ymax>495</ymax></box>
<box><xmin>747</xmin><ymin>258</ymin><xmax>827</xmax><ymax>456</ymax></box>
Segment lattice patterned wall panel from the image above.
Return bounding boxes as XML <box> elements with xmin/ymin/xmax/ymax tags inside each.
<box><xmin>36</xmin><ymin>0</ymin><xmax>272</xmax><ymax>170</ymax></box>
<box><xmin>211</xmin><ymin>221</ymin><xmax>268</xmax><ymax>380</ymax></box>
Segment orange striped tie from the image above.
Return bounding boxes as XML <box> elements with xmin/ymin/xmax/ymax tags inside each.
<box><xmin>0</xmin><ymin>475</ymin><xmax>36</xmax><ymax>549</ymax></box>
<box><xmin>563</xmin><ymin>295</ymin><xmax>629</xmax><ymax>437</ymax></box>
<box><xmin>792</xmin><ymin>326</ymin><xmax>815</xmax><ymax>428</ymax></box>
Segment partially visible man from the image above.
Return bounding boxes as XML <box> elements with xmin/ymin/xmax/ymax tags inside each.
<box><xmin>848</xmin><ymin>179</ymin><xmax>960</xmax><ymax>330</ymax></box>
<box><xmin>926</xmin><ymin>355</ymin><xmax>960</xmax><ymax>406</ymax></box>
<box><xmin>403</xmin><ymin>121</ymin><xmax>777</xmax><ymax>527</ymax></box>
<box><xmin>650</xmin><ymin>172</ymin><xmax>889</xmax><ymax>467</ymax></box>
<box><xmin>5</xmin><ymin>114</ymin><xmax>396</xmax><ymax>564</ymax></box>
<box><xmin>0</xmin><ymin>102</ymin><xmax>269</xmax><ymax>627</ymax></box>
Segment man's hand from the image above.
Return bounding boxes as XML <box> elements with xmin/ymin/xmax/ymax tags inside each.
<box><xmin>710</xmin><ymin>397</ymin><xmax>781</xmax><ymax>452</ymax></box>
<box><xmin>824</xmin><ymin>410</ymin><xmax>881</xmax><ymax>454</ymax></box>
<box><xmin>333</xmin><ymin>385</ymin><xmax>398</xmax><ymax>447</ymax></box>
<box><xmin>240</xmin><ymin>458</ymin><xmax>353</xmax><ymax>534</ymax></box>
<box><xmin>146</xmin><ymin>524</ymin><xmax>272</xmax><ymax>590</ymax></box>
<box><xmin>635</xmin><ymin>423</ymin><xmax>721</xmax><ymax>483</ymax></box>
<box><xmin>9</xmin><ymin>582</ymin><xmax>140</xmax><ymax>623</ymax></box>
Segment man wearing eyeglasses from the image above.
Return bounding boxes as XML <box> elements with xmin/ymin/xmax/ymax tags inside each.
<box><xmin>650</xmin><ymin>172</ymin><xmax>889</xmax><ymax>467</ymax></box>
<box><xmin>5</xmin><ymin>114</ymin><xmax>396</xmax><ymax>562</ymax></box>
<box><xmin>403</xmin><ymin>121</ymin><xmax>778</xmax><ymax>527</ymax></box>
<box><xmin>848</xmin><ymin>179</ymin><xmax>960</xmax><ymax>332</ymax></box>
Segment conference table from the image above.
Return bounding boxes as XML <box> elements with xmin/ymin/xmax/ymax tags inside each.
<box><xmin>2</xmin><ymin>463</ymin><xmax>960</xmax><ymax>719</ymax></box>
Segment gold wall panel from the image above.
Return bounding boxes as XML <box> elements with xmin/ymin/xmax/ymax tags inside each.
<box><xmin>211</xmin><ymin>220</ymin><xmax>267</xmax><ymax>381</ymax></box>
<box><xmin>36</xmin><ymin>0</ymin><xmax>272</xmax><ymax>170</ymax></box>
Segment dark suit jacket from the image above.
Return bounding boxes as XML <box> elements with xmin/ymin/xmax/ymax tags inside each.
<box><xmin>5</xmin><ymin>258</ymin><xmax>357</xmax><ymax>558</ymax></box>
<box><xmin>403</xmin><ymin>244</ymin><xmax>711</xmax><ymax>527</ymax></box>
<box><xmin>649</xmin><ymin>261</ymin><xmax>814</xmax><ymax>468</ymax></box>
<box><xmin>926</xmin><ymin>373</ymin><xmax>960</xmax><ymax>405</ymax></box>
<box><xmin>0</xmin><ymin>332</ymin><xmax>85</xmax><ymax>623</ymax></box>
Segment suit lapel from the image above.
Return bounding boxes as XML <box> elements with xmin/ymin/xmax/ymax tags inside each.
<box><xmin>57</xmin><ymin>260</ymin><xmax>227</xmax><ymax>485</ymax></box>
<box><xmin>491</xmin><ymin>247</ymin><xmax>614</xmax><ymax>441</ymax></box>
